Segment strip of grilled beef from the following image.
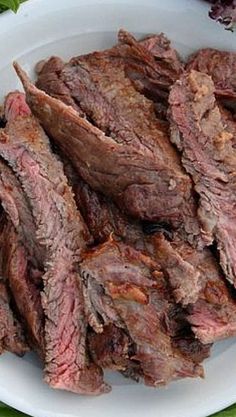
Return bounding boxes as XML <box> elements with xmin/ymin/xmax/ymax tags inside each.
<box><xmin>133</xmin><ymin>232</ymin><xmax>236</xmax><ymax>345</ymax></box>
<box><xmin>36</xmin><ymin>31</ymin><xmax>183</xmax><ymax>120</ymax></box>
<box><xmin>146</xmin><ymin>234</ymin><xmax>202</xmax><ymax>305</ymax></box>
<box><xmin>171</xmin><ymin>239</ymin><xmax>236</xmax><ymax>344</ymax></box>
<box><xmin>0</xmin><ymin>93</ymin><xmax>45</xmax><ymax>353</ymax></box>
<box><xmin>16</xmin><ymin>53</ymin><xmax>236</xmax><ymax>339</ymax></box>
<box><xmin>74</xmin><ymin>175</ymin><xmax>143</xmax><ymax>247</ymax></box>
<box><xmin>2</xmin><ymin>221</ymin><xmax>44</xmax><ymax>352</ymax></box>
<box><xmin>0</xmin><ymin>280</ymin><xmax>28</xmax><ymax>356</ymax></box>
<box><xmin>116</xmin><ymin>30</ymin><xmax>183</xmax><ymax>111</ymax></box>
<box><xmin>35</xmin><ymin>28</ymin><xmax>183</xmax><ymax>120</ymax></box>
<box><xmin>3</xmin><ymin>88</ymin><xmax>206</xmax><ymax>386</ymax></box>
<box><xmin>0</xmin><ymin>221</ymin><xmax>28</xmax><ymax>356</ymax></box>
<box><xmin>139</xmin><ymin>32</ymin><xmax>183</xmax><ymax>74</ymax></box>
<box><xmin>169</xmin><ymin>69</ymin><xmax>236</xmax><ymax>289</ymax></box>
<box><xmin>88</xmin><ymin>323</ymin><xmax>210</xmax><ymax>381</ymax></box>
<box><xmin>86</xmin><ymin>274</ymin><xmax>211</xmax><ymax>376</ymax></box>
<box><xmin>81</xmin><ymin>239</ymin><xmax>204</xmax><ymax>386</ymax></box>
<box><xmin>35</xmin><ymin>32</ymin><xmax>199</xmax><ymax>244</ymax></box>
<box><xmin>186</xmin><ymin>48</ymin><xmax>236</xmax><ymax>102</ymax></box>
<box><xmin>62</xmin><ymin>162</ymin><xmax>202</xmax><ymax>305</ymax></box>
<box><xmin>0</xmin><ymin>154</ymin><xmax>44</xmax><ymax>271</ymax></box>
<box><xmin>35</xmin><ymin>57</ymin><xmax>83</xmax><ymax>114</ymax></box>
<box><xmin>0</xmin><ymin>93</ymin><xmax>108</xmax><ymax>395</ymax></box>
<box><xmin>60</xmin><ymin>40</ymin><xmax>172</xmax><ymax>154</ymax></box>
<box><xmin>66</xmin><ymin>160</ymin><xmax>236</xmax><ymax>344</ymax></box>
<box><xmin>15</xmin><ymin>63</ymin><xmax>206</xmax><ymax>249</ymax></box>
<box><xmin>32</xmin><ymin>52</ymin><xmax>226</xmax><ymax>348</ymax></box>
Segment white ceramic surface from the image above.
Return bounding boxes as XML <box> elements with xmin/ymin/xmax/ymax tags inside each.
<box><xmin>0</xmin><ymin>1</ymin><xmax>235</xmax><ymax>416</ymax></box>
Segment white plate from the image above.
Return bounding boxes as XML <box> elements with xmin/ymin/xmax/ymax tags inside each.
<box><xmin>0</xmin><ymin>0</ymin><xmax>236</xmax><ymax>416</ymax></box>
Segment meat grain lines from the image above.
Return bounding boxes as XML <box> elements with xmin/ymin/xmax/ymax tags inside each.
<box><xmin>0</xmin><ymin>30</ymin><xmax>236</xmax><ymax>395</ymax></box>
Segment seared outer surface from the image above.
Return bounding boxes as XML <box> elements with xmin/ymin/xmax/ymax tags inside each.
<box><xmin>169</xmin><ymin>70</ymin><xmax>236</xmax><ymax>287</ymax></box>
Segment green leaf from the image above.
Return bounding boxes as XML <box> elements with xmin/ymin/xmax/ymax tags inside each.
<box><xmin>0</xmin><ymin>0</ymin><xmax>21</xmax><ymax>13</ymax></box>
<box><xmin>210</xmin><ymin>404</ymin><xmax>236</xmax><ymax>417</ymax></box>
<box><xmin>0</xmin><ymin>405</ymin><xmax>29</xmax><ymax>416</ymax></box>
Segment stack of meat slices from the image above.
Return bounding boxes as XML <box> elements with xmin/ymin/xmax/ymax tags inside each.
<box><xmin>0</xmin><ymin>29</ymin><xmax>236</xmax><ymax>395</ymax></box>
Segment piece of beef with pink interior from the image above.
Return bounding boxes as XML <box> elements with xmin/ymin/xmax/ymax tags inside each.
<box><xmin>2</xmin><ymin>221</ymin><xmax>44</xmax><ymax>352</ymax></box>
<box><xmin>16</xmin><ymin>63</ymin><xmax>206</xmax><ymax>249</ymax></box>
<box><xmin>67</xmin><ymin>161</ymin><xmax>236</xmax><ymax>344</ymax></box>
<box><xmin>62</xmin><ymin>162</ymin><xmax>202</xmax><ymax>306</ymax></box>
<box><xmin>1</xmin><ymin>87</ymin><xmax>209</xmax><ymax>390</ymax></box>
<box><xmin>0</xmin><ymin>221</ymin><xmax>28</xmax><ymax>356</ymax></box>
<box><xmin>173</xmin><ymin>239</ymin><xmax>236</xmax><ymax>344</ymax></box>
<box><xmin>139</xmin><ymin>233</ymin><xmax>236</xmax><ymax>345</ymax></box>
<box><xmin>65</xmin><ymin>156</ymin><xmax>236</xmax><ymax>339</ymax></box>
<box><xmin>0</xmin><ymin>94</ymin><xmax>45</xmax><ymax>352</ymax></box>
<box><xmin>169</xmin><ymin>70</ymin><xmax>236</xmax><ymax>288</ymax></box>
<box><xmin>37</xmin><ymin>32</ymin><xmax>192</xmax><ymax>241</ymax></box>
<box><xmin>0</xmin><ymin>116</ymin><xmax>44</xmax><ymax>270</ymax></box>
<box><xmin>64</xmin><ymin>140</ymin><xmax>236</xmax><ymax>345</ymax></box>
<box><xmin>81</xmin><ymin>239</ymin><xmax>205</xmax><ymax>386</ymax></box>
<box><xmin>0</xmin><ymin>280</ymin><xmax>28</xmax><ymax>356</ymax></box>
<box><xmin>35</xmin><ymin>30</ymin><xmax>200</xmax><ymax>246</ymax></box>
<box><xmin>72</xmin><ymin>172</ymin><xmax>143</xmax><ymax>246</ymax></box>
<box><xmin>0</xmin><ymin>92</ymin><xmax>108</xmax><ymax>395</ymax></box>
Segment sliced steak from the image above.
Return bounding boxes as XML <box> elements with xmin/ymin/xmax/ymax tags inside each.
<box><xmin>0</xmin><ymin>156</ymin><xmax>43</xmax><ymax>269</ymax></box>
<box><xmin>0</xmin><ymin>280</ymin><xmax>28</xmax><ymax>355</ymax></box>
<box><xmin>35</xmin><ymin>57</ymin><xmax>83</xmax><ymax>114</ymax></box>
<box><xmin>174</xmin><ymin>241</ymin><xmax>236</xmax><ymax>344</ymax></box>
<box><xmin>148</xmin><ymin>235</ymin><xmax>236</xmax><ymax>344</ymax></box>
<box><xmin>72</xmin><ymin>173</ymin><xmax>143</xmax><ymax>246</ymax></box>
<box><xmin>73</xmin><ymin>166</ymin><xmax>236</xmax><ymax>343</ymax></box>
<box><xmin>16</xmin><ymin>63</ymin><xmax>205</xmax><ymax>248</ymax></box>
<box><xmin>67</xmin><ymin>162</ymin><xmax>203</xmax><ymax>306</ymax></box>
<box><xmin>38</xmin><ymin>32</ymin><xmax>198</xmax><ymax>245</ymax></box>
<box><xmin>5</xmin><ymin>91</ymin><xmax>31</xmax><ymax>120</ymax></box>
<box><xmin>35</xmin><ymin>32</ymin><xmax>199</xmax><ymax>244</ymax></box>
<box><xmin>117</xmin><ymin>29</ymin><xmax>183</xmax><ymax>109</ymax></box>
<box><xmin>147</xmin><ymin>234</ymin><xmax>201</xmax><ymax>305</ymax></box>
<box><xmin>2</xmin><ymin>221</ymin><xmax>44</xmax><ymax>352</ymax></box>
<box><xmin>68</xmin><ymin>168</ymin><xmax>202</xmax><ymax>305</ymax></box>
<box><xmin>0</xmin><ymin>95</ymin><xmax>45</xmax><ymax>352</ymax></box>
<box><xmin>186</xmin><ymin>48</ymin><xmax>236</xmax><ymax>101</ymax></box>
<box><xmin>81</xmin><ymin>240</ymin><xmax>204</xmax><ymax>386</ymax></box>
<box><xmin>0</xmin><ymin>94</ymin><xmax>108</xmax><ymax>395</ymax></box>
<box><xmin>148</xmin><ymin>234</ymin><xmax>236</xmax><ymax>344</ymax></box>
<box><xmin>169</xmin><ymin>70</ymin><xmax>236</xmax><ymax>288</ymax></box>
<box><xmin>0</xmin><ymin>231</ymin><xmax>28</xmax><ymax>357</ymax></box>
<box><xmin>67</xmin><ymin>156</ymin><xmax>236</xmax><ymax>342</ymax></box>
<box><xmin>139</xmin><ymin>32</ymin><xmax>183</xmax><ymax>74</ymax></box>
<box><xmin>36</xmin><ymin>30</ymin><xmax>183</xmax><ymax>119</ymax></box>
<box><xmin>61</xmin><ymin>40</ymin><xmax>172</xmax><ymax>154</ymax></box>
